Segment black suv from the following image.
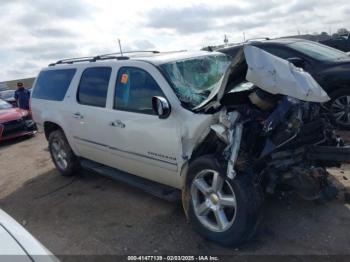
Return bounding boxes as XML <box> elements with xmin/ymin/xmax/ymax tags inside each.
<box><xmin>218</xmin><ymin>38</ymin><xmax>350</xmax><ymax>129</ymax></box>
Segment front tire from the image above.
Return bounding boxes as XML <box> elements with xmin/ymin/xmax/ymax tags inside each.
<box><xmin>329</xmin><ymin>88</ymin><xmax>350</xmax><ymax>130</ymax></box>
<box><xmin>184</xmin><ymin>155</ymin><xmax>263</xmax><ymax>246</ymax></box>
<box><xmin>48</xmin><ymin>130</ymin><xmax>79</xmax><ymax>176</ymax></box>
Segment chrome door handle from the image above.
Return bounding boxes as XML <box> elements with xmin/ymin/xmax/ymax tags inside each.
<box><xmin>72</xmin><ymin>112</ymin><xmax>84</xmax><ymax>119</ymax></box>
<box><xmin>109</xmin><ymin>120</ymin><xmax>125</xmax><ymax>128</ymax></box>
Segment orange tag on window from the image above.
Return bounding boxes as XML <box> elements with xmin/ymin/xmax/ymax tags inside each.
<box><xmin>121</xmin><ymin>74</ymin><xmax>129</xmax><ymax>84</ymax></box>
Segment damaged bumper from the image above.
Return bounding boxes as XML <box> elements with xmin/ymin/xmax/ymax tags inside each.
<box><xmin>0</xmin><ymin>119</ymin><xmax>36</xmax><ymax>141</ymax></box>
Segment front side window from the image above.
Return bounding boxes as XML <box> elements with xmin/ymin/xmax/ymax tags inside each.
<box><xmin>32</xmin><ymin>69</ymin><xmax>76</xmax><ymax>101</ymax></box>
<box><xmin>160</xmin><ymin>54</ymin><xmax>231</xmax><ymax>109</ymax></box>
<box><xmin>77</xmin><ymin>67</ymin><xmax>111</xmax><ymax>107</ymax></box>
<box><xmin>288</xmin><ymin>41</ymin><xmax>347</xmax><ymax>61</ymax></box>
<box><xmin>114</xmin><ymin>67</ymin><xmax>164</xmax><ymax>114</ymax></box>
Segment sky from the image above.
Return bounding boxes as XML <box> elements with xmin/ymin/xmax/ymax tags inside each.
<box><xmin>0</xmin><ymin>0</ymin><xmax>349</xmax><ymax>81</ymax></box>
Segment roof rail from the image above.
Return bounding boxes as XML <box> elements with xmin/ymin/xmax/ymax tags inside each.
<box><xmin>48</xmin><ymin>50</ymin><xmax>160</xmax><ymax>66</ymax></box>
<box><xmin>245</xmin><ymin>37</ymin><xmax>270</xmax><ymax>43</ymax></box>
<box><xmin>98</xmin><ymin>50</ymin><xmax>160</xmax><ymax>57</ymax></box>
<box><xmin>48</xmin><ymin>55</ymin><xmax>129</xmax><ymax>66</ymax></box>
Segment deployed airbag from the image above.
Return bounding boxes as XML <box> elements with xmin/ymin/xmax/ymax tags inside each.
<box><xmin>244</xmin><ymin>45</ymin><xmax>330</xmax><ymax>103</ymax></box>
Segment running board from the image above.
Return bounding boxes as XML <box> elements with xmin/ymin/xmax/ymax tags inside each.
<box><xmin>80</xmin><ymin>159</ymin><xmax>181</xmax><ymax>202</ymax></box>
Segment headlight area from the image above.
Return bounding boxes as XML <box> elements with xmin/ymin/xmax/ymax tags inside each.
<box><xmin>20</xmin><ymin>113</ymin><xmax>37</xmax><ymax>131</ymax></box>
<box><xmin>21</xmin><ymin>113</ymin><xmax>32</xmax><ymax>121</ymax></box>
<box><xmin>24</xmin><ymin>119</ymin><xmax>36</xmax><ymax>131</ymax></box>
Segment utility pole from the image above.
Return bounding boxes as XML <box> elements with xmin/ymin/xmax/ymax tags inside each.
<box><xmin>224</xmin><ymin>34</ymin><xmax>229</xmax><ymax>46</ymax></box>
<box><xmin>243</xmin><ymin>32</ymin><xmax>246</xmax><ymax>42</ymax></box>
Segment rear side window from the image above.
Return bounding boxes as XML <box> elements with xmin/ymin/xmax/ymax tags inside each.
<box><xmin>77</xmin><ymin>67</ymin><xmax>111</xmax><ymax>107</ymax></box>
<box><xmin>32</xmin><ymin>69</ymin><xmax>76</xmax><ymax>101</ymax></box>
<box><xmin>114</xmin><ymin>67</ymin><xmax>164</xmax><ymax>114</ymax></box>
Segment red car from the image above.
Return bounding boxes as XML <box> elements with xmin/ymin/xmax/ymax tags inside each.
<box><xmin>0</xmin><ymin>99</ymin><xmax>36</xmax><ymax>142</ymax></box>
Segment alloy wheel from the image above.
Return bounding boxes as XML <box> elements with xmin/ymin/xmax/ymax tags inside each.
<box><xmin>191</xmin><ymin>169</ymin><xmax>237</xmax><ymax>233</ymax></box>
<box><xmin>331</xmin><ymin>96</ymin><xmax>350</xmax><ymax>126</ymax></box>
<box><xmin>51</xmin><ymin>139</ymin><xmax>68</xmax><ymax>171</ymax></box>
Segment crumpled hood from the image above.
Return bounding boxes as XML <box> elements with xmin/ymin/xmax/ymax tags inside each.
<box><xmin>0</xmin><ymin>108</ymin><xmax>28</xmax><ymax>123</ymax></box>
<box><xmin>196</xmin><ymin>44</ymin><xmax>330</xmax><ymax>111</ymax></box>
<box><xmin>244</xmin><ymin>45</ymin><xmax>330</xmax><ymax>102</ymax></box>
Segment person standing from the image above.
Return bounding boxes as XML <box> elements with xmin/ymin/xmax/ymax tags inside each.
<box><xmin>14</xmin><ymin>82</ymin><xmax>30</xmax><ymax>110</ymax></box>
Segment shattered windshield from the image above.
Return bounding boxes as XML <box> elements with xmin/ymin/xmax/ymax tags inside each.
<box><xmin>160</xmin><ymin>54</ymin><xmax>231</xmax><ymax>109</ymax></box>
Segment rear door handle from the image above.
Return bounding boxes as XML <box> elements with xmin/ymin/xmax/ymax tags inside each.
<box><xmin>109</xmin><ymin>120</ymin><xmax>125</xmax><ymax>128</ymax></box>
<box><xmin>72</xmin><ymin>112</ymin><xmax>84</xmax><ymax>119</ymax></box>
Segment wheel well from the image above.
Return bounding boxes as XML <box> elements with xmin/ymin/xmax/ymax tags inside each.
<box><xmin>326</xmin><ymin>85</ymin><xmax>350</xmax><ymax>97</ymax></box>
<box><xmin>190</xmin><ymin>131</ymin><xmax>225</xmax><ymax>162</ymax></box>
<box><xmin>44</xmin><ymin>122</ymin><xmax>62</xmax><ymax>140</ymax></box>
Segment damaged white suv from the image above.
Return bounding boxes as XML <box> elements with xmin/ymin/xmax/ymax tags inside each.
<box><xmin>31</xmin><ymin>46</ymin><xmax>350</xmax><ymax>245</ymax></box>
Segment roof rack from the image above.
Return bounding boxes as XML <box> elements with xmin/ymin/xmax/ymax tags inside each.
<box><xmin>98</xmin><ymin>50</ymin><xmax>160</xmax><ymax>57</ymax></box>
<box><xmin>245</xmin><ymin>37</ymin><xmax>270</xmax><ymax>43</ymax></box>
<box><xmin>48</xmin><ymin>50</ymin><xmax>160</xmax><ymax>66</ymax></box>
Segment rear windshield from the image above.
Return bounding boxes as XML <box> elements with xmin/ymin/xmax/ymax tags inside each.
<box><xmin>288</xmin><ymin>41</ymin><xmax>347</xmax><ymax>61</ymax></box>
<box><xmin>32</xmin><ymin>69</ymin><xmax>76</xmax><ymax>101</ymax></box>
<box><xmin>0</xmin><ymin>90</ymin><xmax>14</xmax><ymax>100</ymax></box>
<box><xmin>0</xmin><ymin>99</ymin><xmax>12</xmax><ymax>109</ymax></box>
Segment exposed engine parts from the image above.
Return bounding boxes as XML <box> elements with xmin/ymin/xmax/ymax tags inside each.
<box><xmin>211</xmin><ymin>87</ymin><xmax>349</xmax><ymax>201</ymax></box>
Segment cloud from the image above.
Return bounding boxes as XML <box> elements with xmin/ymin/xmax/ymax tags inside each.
<box><xmin>14</xmin><ymin>42</ymin><xmax>79</xmax><ymax>60</ymax></box>
<box><xmin>144</xmin><ymin>2</ymin><xmax>279</xmax><ymax>34</ymax></box>
<box><xmin>30</xmin><ymin>27</ymin><xmax>78</xmax><ymax>38</ymax></box>
<box><xmin>8</xmin><ymin>0</ymin><xmax>91</xmax><ymax>35</ymax></box>
<box><xmin>0</xmin><ymin>0</ymin><xmax>349</xmax><ymax>80</ymax></box>
<box><xmin>127</xmin><ymin>40</ymin><xmax>156</xmax><ymax>51</ymax></box>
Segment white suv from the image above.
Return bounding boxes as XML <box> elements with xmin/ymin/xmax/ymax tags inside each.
<box><xmin>31</xmin><ymin>47</ymin><xmax>349</xmax><ymax>245</ymax></box>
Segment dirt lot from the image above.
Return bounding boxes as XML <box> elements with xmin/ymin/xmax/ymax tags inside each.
<box><xmin>1</xmin><ymin>133</ymin><xmax>350</xmax><ymax>258</ymax></box>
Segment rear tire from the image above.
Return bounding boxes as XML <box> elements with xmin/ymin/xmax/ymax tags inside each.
<box><xmin>48</xmin><ymin>130</ymin><xmax>79</xmax><ymax>176</ymax></box>
<box><xmin>184</xmin><ymin>155</ymin><xmax>263</xmax><ymax>246</ymax></box>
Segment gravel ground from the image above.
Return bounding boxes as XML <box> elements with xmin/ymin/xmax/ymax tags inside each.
<box><xmin>0</xmin><ymin>133</ymin><xmax>350</xmax><ymax>259</ymax></box>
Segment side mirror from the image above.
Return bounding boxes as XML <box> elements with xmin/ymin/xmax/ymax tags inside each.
<box><xmin>287</xmin><ymin>57</ymin><xmax>305</xmax><ymax>69</ymax></box>
<box><xmin>152</xmin><ymin>96</ymin><xmax>171</xmax><ymax>119</ymax></box>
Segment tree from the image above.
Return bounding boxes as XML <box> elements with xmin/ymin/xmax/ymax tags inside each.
<box><xmin>337</xmin><ymin>28</ymin><xmax>349</xmax><ymax>35</ymax></box>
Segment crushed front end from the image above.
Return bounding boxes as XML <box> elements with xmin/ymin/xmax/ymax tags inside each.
<box><xmin>203</xmin><ymin>44</ymin><xmax>350</xmax><ymax>202</ymax></box>
<box><xmin>215</xmin><ymin>88</ymin><xmax>350</xmax><ymax>202</ymax></box>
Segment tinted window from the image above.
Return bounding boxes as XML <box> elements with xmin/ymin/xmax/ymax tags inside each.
<box><xmin>261</xmin><ymin>46</ymin><xmax>296</xmax><ymax>59</ymax></box>
<box><xmin>114</xmin><ymin>67</ymin><xmax>164</xmax><ymax>114</ymax></box>
<box><xmin>288</xmin><ymin>41</ymin><xmax>347</xmax><ymax>61</ymax></box>
<box><xmin>77</xmin><ymin>67</ymin><xmax>111</xmax><ymax>107</ymax></box>
<box><xmin>32</xmin><ymin>69</ymin><xmax>76</xmax><ymax>101</ymax></box>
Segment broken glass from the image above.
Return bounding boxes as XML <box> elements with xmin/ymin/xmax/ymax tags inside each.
<box><xmin>160</xmin><ymin>54</ymin><xmax>231</xmax><ymax>108</ymax></box>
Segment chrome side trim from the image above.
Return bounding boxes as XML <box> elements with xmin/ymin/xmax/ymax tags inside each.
<box><xmin>74</xmin><ymin>136</ymin><xmax>178</xmax><ymax>167</ymax></box>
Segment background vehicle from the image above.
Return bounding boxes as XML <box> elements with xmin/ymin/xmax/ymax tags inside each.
<box><xmin>0</xmin><ymin>99</ymin><xmax>36</xmax><ymax>142</ymax></box>
<box><xmin>0</xmin><ymin>86</ymin><xmax>8</xmax><ymax>92</ymax></box>
<box><xmin>31</xmin><ymin>49</ymin><xmax>348</xmax><ymax>246</ymax></box>
<box><xmin>218</xmin><ymin>39</ymin><xmax>350</xmax><ymax>129</ymax></box>
<box><xmin>320</xmin><ymin>33</ymin><xmax>350</xmax><ymax>52</ymax></box>
<box><xmin>0</xmin><ymin>89</ymin><xmax>16</xmax><ymax>106</ymax></box>
<box><xmin>0</xmin><ymin>209</ymin><xmax>57</xmax><ymax>261</ymax></box>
